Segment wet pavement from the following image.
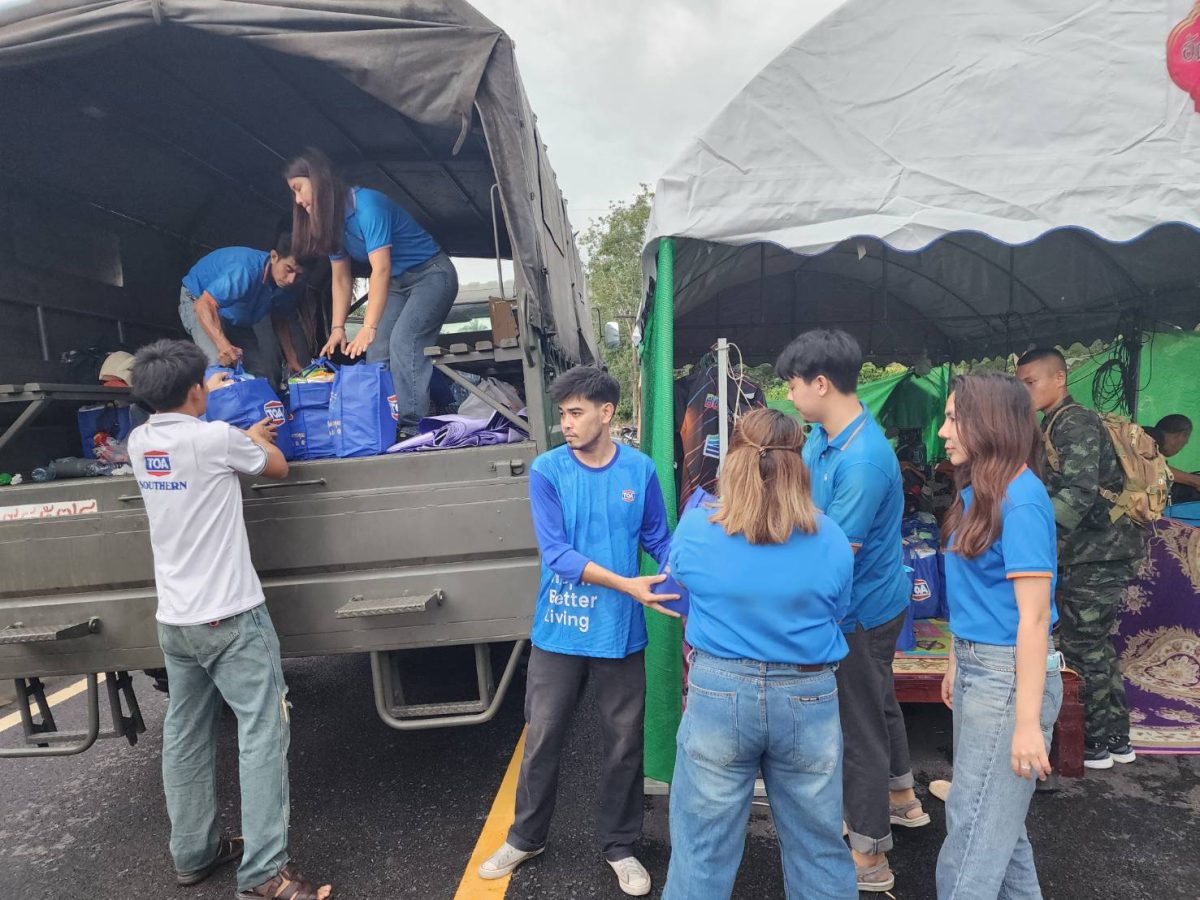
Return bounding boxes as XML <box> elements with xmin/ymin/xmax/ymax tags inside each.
<box><xmin>1</xmin><ymin>650</ymin><xmax>1196</xmax><ymax>899</ymax></box>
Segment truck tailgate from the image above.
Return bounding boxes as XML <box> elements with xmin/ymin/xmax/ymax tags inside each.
<box><xmin>0</xmin><ymin>442</ymin><xmax>538</xmax><ymax>679</ymax></box>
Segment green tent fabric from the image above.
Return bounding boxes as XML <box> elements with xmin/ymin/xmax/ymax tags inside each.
<box><xmin>769</xmin><ymin>365</ymin><xmax>951</xmax><ymax>461</ymax></box>
<box><xmin>865</xmin><ymin>366</ymin><xmax>951</xmax><ymax>462</ymax></box>
<box><xmin>1068</xmin><ymin>332</ymin><xmax>1200</xmax><ymax>473</ymax></box>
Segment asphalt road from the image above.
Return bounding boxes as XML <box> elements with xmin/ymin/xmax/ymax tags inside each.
<box><xmin>1</xmin><ymin>651</ymin><xmax>1197</xmax><ymax>899</ymax></box>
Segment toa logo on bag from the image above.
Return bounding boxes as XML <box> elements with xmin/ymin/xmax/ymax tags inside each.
<box><xmin>143</xmin><ymin>450</ymin><xmax>172</xmax><ymax>477</ymax></box>
<box><xmin>912</xmin><ymin>579</ymin><xmax>932</xmax><ymax>602</ymax></box>
<box><xmin>387</xmin><ymin>394</ymin><xmax>399</xmax><ymax>422</ymax></box>
<box><xmin>263</xmin><ymin>400</ymin><xmax>286</xmax><ymax>423</ymax></box>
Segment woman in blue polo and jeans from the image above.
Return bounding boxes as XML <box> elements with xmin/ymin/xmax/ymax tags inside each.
<box><xmin>936</xmin><ymin>373</ymin><xmax>1063</xmax><ymax>899</ymax></box>
<box><xmin>285</xmin><ymin>148</ymin><xmax>458</xmax><ymax>439</ymax></box>
<box><xmin>662</xmin><ymin>408</ymin><xmax>857</xmax><ymax>900</ymax></box>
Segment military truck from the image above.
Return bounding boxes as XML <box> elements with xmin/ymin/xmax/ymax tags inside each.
<box><xmin>0</xmin><ymin>2</ymin><xmax>598</xmax><ymax>757</ymax></box>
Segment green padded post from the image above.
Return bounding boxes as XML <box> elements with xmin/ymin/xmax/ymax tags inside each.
<box><xmin>641</xmin><ymin>238</ymin><xmax>682</xmax><ymax>783</ymax></box>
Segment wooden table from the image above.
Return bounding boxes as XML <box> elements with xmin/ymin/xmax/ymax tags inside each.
<box><xmin>0</xmin><ymin>383</ymin><xmax>131</xmax><ymax>455</ymax></box>
<box><xmin>893</xmin><ymin>655</ymin><xmax>1085</xmax><ymax>777</ymax></box>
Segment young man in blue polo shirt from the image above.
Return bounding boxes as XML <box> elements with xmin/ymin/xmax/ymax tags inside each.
<box><xmin>478</xmin><ymin>367</ymin><xmax>676</xmax><ymax>897</ymax></box>
<box><xmin>179</xmin><ymin>232</ymin><xmax>307</xmax><ymax>385</ymax></box>
<box><xmin>777</xmin><ymin>329</ymin><xmax>924</xmax><ymax>894</ymax></box>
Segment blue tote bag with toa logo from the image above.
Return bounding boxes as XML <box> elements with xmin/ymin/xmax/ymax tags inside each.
<box><xmin>328</xmin><ymin>361</ymin><xmax>397</xmax><ymax>457</ymax></box>
<box><xmin>287</xmin><ymin>358</ymin><xmax>337</xmax><ymax>460</ymax></box>
<box><xmin>204</xmin><ymin>363</ymin><xmax>296</xmax><ymax>460</ymax></box>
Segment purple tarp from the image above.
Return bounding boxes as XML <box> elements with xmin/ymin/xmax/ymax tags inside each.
<box><xmin>386</xmin><ymin>409</ymin><xmax>528</xmax><ymax>453</ymax></box>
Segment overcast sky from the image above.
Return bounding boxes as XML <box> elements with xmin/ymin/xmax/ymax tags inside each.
<box><xmin>456</xmin><ymin>0</ymin><xmax>844</xmax><ymax>279</ymax></box>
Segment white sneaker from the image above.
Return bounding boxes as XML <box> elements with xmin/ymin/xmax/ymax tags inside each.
<box><xmin>608</xmin><ymin>856</ymin><xmax>652</xmax><ymax>897</ymax></box>
<box><xmin>477</xmin><ymin>842</ymin><xmax>543</xmax><ymax>880</ymax></box>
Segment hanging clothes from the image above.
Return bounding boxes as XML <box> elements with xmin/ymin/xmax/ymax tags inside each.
<box><xmin>674</xmin><ymin>352</ymin><xmax>765</xmax><ymax>511</ymax></box>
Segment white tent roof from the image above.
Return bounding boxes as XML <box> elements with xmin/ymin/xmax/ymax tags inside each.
<box><xmin>642</xmin><ymin>0</ymin><xmax>1200</xmax><ymax>363</ymax></box>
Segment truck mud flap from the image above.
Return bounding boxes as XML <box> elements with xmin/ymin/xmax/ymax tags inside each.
<box><xmin>370</xmin><ymin>639</ymin><xmax>527</xmax><ymax>731</ymax></box>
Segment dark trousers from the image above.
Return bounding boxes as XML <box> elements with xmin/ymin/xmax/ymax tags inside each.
<box><xmin>1058</xmin><ymin>557</ymin><xmax>1141</xmax><ymax>743</ymax></box>
<box><xmin>835</xmin><ymin>610</ymin><xmax>913</xmax><ymax>855</ymax></box>
<box><xmin>507</xmin><ymin>646</ymin><xmax>645</xmax><ymax>861</ymax></box>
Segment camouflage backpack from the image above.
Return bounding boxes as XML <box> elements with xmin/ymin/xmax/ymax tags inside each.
<box><xmin>1043</xmin><ymin>405</ymin><xmax>1172</xmax><ymax>526</ymax></box>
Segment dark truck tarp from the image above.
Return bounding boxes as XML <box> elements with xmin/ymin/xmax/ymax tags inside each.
<box><xmin>0</xmin><ymin>0</ymin><xmax>597</xmax><ymax>364</ymax></box>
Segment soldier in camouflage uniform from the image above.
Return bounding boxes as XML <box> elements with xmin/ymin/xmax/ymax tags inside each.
<box><xmin>1017</xmin><ymin>349</ymin><xmax>1149</xmax><ymax>769</ymax></box>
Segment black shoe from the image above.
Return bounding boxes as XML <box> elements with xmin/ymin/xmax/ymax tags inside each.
<box><xmin>176</xmin><ymin>836</ymin><xmax>243</xmax><ymax>886</ymax></box>
<box><xmin>1084</xmin><ymin>739</ymin><xmax>1114</xmax><ymax>770</ymax></box>
<box><xmin>1107</xmin><ymin>735</ymin><xmax>1137</xmax><ymax>764</ymax></box>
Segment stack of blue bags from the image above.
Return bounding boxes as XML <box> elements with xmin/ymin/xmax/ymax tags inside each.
<box><xmin>204</xmin><ymin>360</ymin><xmax>400</xmax><ymax>461</ymax></box>
<box><xmin>895</xmin><ymin>512</ymin><xmax>947</xmax><ymax>652</ymax></box>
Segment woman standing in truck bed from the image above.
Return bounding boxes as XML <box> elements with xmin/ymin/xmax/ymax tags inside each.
<box><xmin>285</xmin><ymin>148</ymin><xmax>459</xmax><ymax>441</ymax></box>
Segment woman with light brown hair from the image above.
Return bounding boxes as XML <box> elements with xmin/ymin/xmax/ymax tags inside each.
<box><xmin>661</xmin><ymin>408</ymin><xmax>857</xmax><ymax>900</ymax></box>
<box><xmin>935</xmin><ymin>373</ymin><xmax>1061</xmax><ymax>899</ymax></box>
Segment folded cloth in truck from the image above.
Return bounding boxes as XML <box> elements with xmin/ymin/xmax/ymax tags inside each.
<box><xmin>386</xmin><ymin>410</ymin><xmax>528</xmax><ymax>453</ymax></box>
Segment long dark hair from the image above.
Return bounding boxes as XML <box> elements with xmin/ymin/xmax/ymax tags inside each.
<box><xmin>710</xmin><ymin>409</ymin><xmax>817</xmax><ymax>544</ymax></box>
<box><xmin>283</xmin><ymin>148</ymin><xmax>346</xmax><ymax>258</ymax></box>
<box><xmin>943</xmin><ymin>373</ymin><xmax>1042</xmax><ymax>559</ymax></box>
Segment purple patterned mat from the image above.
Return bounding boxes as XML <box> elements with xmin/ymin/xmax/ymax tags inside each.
<box><xmin>1116</xmin><ymin>518</ymin><xmax>1200</xmax><ymax>754</ymax></box>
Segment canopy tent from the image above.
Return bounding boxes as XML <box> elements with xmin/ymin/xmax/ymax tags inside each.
<box><xmin>640</xmin><ymin>0</ymin><xmax>1200</xmax><ymax>365</ymax></box>
<box><xmin>636</xmin><ymin>0</ymin><xmax>1200</xmax><ymax>782</ymax></box>
<box><xmin>0</xmin><ymin>0</ymin><xmax>597</xmax><ymax>377</ymax></box>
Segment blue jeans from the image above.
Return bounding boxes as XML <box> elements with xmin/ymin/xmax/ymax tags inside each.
<box><xmin>157</xmin><ymin>604</ymin><xmax>291</xmax><ymax>892</ymax></box>
<box><xmin>663</xmin><ymin>651</ymin><xmax>857</xmax><ymax>900</ymax></box>
<box><xmin>365</xmin><ymin>252</ymin><xmax>458</xmax><ymax>430</ymax></box>
<box><xmin>936</xmin><ymin>639</ymin><xmax>1063</xmax><ymax>900</ymax></box>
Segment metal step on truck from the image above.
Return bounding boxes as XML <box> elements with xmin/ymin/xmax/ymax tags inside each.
<box><xmin>0</xmin><ymin>2</ymin><xmax>599</xmax><ymax>758</ymax></box>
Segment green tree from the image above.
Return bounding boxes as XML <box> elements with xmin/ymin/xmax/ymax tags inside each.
<box><xmin>580</xmin><ymin>185</ymin><xmax>653</xmax><ymax>421</ymax></box>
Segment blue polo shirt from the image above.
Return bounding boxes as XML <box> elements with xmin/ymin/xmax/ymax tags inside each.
<box><xmin>804</xmin><ymin>404</ymin><xmax>910</xmax><ymax>633</ymax></box>
<box><xmin>669</xmin><ymin>508</ymin><xmax>852</xmax><ymax>665</ymax></box>
<box><xmin>182</xmin><ymin>248</ymin><xmax>285</xmax><ymax>328</ymax></box>
<box><xmin>945</xmin><ymin>467</ymin><xmax>1059</xmax><ymax>646</ymax></box>
<box><xmin>528</xmin><ymin>443</ymin><xmax>672</xmax><ymax>659</ymax></box>
<box><xmin>331</xmin><ymin>187</ymin><xmax>441</xmax><ymax>274</ymax></box>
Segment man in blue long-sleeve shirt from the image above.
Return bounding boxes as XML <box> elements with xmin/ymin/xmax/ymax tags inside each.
<box><xmin>479</xmin><ymin>367</ymin><xmax>676</xmax><ymax>897</ymax></box>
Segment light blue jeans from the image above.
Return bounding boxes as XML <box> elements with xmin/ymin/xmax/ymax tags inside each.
<box><xmin>365</xmin><ymin>252</ymin><xmax>458</xmax><ymax>430</ymax></box>
<box><xmin>157</xmin><ymin>604</ymin><xmax>291</xmax><ymax>892</ymax></box>
<box><xmin>663</xmin><ymin>651</ymin><xmax>857</xmax><ymax>900</ymax></box>
<box><xmin>936</xmin><ymin>639</ymin><xmax>1063</xmax><ymax>900</ymax></box>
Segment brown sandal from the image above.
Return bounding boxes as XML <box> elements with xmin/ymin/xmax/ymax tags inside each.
<box><xmin>236</xmin><ymin>865</ymin><xmax>331</xmax><ymax>900</ymax></box>
<box><xmin>176</xmin><ymin>836</ymin><xmax>244</xmax><ymax>886</ymax></box>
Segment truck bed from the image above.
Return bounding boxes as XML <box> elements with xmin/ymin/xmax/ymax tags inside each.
<box><xmin>0</xmin><ymin>442</ymin><xmax>539</xmax><ymax>680</ymax></box>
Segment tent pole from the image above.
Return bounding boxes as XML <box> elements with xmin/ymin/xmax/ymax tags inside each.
<box><xmin>717</xmin><ymin>338</ymin><xmax>730</xmax><ymax>467</ymax></box>
<box><xmin>641</xmin><ymin>238</ymin><xmax>681</xmax><ymax>786</ymax></box>
<box><xmin>649</xmin><ymin>240</ymin><xmax>678</xmax><ymax>522</ymax></box>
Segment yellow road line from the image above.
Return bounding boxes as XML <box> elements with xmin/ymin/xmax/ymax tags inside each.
<box><xmin>453</xmin><ymin>726</ymin><xmax>528</xmax><ymax>899</ymax></box>
<box><xmin>0</xmin><ymin>674</ymin><xmax>106</xmax><ymax>735</ymax></box>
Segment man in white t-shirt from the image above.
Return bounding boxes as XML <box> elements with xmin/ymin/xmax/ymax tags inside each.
<box><xmin>128</xmin><ymin>340</ymin><xmax>331</xmax><ymax>900</ymax></box>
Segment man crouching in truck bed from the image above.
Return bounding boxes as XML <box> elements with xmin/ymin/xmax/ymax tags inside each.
<box><xmin>127</xmin><ymin>339</ymin><xmax>332</xmax><ymax>900</ymax></box>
